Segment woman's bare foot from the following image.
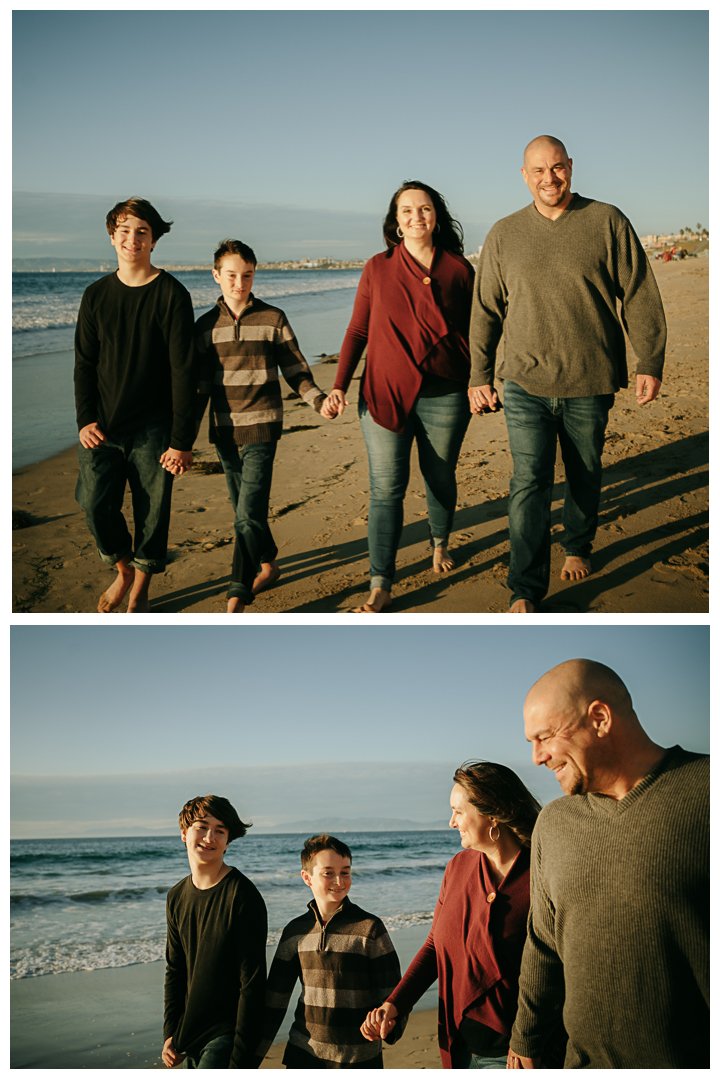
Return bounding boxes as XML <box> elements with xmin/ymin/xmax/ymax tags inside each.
<box><xmin>353</xmin><ymin>588</ymin><xmax>392</xmax><ymax>613</ymax></box>
<box><xmin>252</xmin><ymin>560</ymin><xmax>281</xmax><ymax>595</ymax></box>
<box><xmin>227</xmin><ymin>597</ymin><xmax>246</xmax><ymax>613</ymax></box>
<box><xmin>97</xmin><ymin>565</ymin><xmax>134</xmax><ymax>612</ymax></box>
<box><xmin>509</xmin><ymin>599</ymin><xmax>535</xmax><ymax>613</ymax></box>
<box><xmin>560</xmin><ymin>556</ymin><xmax>592</xmax><ymax>581</ymax></box>
<box><xmin>433</xmin><ymin>546</ymin><xmax>455</xmax><ymax>573</ymax></box>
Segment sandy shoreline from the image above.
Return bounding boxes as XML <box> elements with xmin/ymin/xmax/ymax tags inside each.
<box><xmin>11</xmin><ymin>927</ymin><xmax>441</xmax><ymax>1069</ymax></box>
<box><xmin>13</xmin><ymin>260</ymin><xmax>708</xmax><ymax>614</ymax></box>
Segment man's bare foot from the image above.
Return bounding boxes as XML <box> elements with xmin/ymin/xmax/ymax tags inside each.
<box><xmin>560</xmin><ymin>556</ymin><xmax>591</xmax><ymax>581</ymax></box>
<box><xmin>433</xmin><ymin>546</ymin><xmax>455</xmax><ymax>573</ymax></box>
<box><xmin>227</xmin><ymin>597</ymin><xmax>246</xmax><ymax>613</ymax></box>
<box><xmin>353</xmin><ymin>588</ymin><xmax>392</xmax><ymax>613</ymax></box>
<box><xmin>126</xmin><ymin>569</ymin><xmax>152</xmax><ymax>613</ymax></box>
<box><xmin>509</xmin><ymin>599</ymin><xmax>535</xmax><ymax>613</ymax></box>
<box><xmin>252</xmin><ymin>561</ymin><xmax>281</xmax><ymax>595</ymax></box>
<box><xmin>97</xmin><ymin>566</ymin><xmax>134</xmax><ymax>612</ymax></box>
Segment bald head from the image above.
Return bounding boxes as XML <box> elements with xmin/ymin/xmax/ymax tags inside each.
<box><xmin>523</xmin><ymin>135</ymin><xmax>570</xmax><ymax>168</ymax></box>
<box><xmin>526</xmin><ymin>659</ymin><xmax>632</xmax><ymax>726</ymax></box>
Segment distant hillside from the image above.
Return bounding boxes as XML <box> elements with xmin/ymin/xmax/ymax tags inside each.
<box><xmin>253</xmin><ymin>818</ymin><xmax>451</xmax><ymax>834</ymax></box>
<box><xmin>13</xmin><ymin>258</ymin><xmax>115</xmax><ymax>272</ymax></box>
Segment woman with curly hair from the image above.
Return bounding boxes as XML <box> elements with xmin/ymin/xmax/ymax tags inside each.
<box><xmin>361</xmin><ymin>762</ymin><xmax>566</xmax><ymax>1068</ymax></box>
<box><xmin>322</xmin><ymin>182</ymin><xmax>475</xmax><ymax>612</ymax></box>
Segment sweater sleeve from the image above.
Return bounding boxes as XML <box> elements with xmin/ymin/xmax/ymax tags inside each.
<box><xmin>386</xmin><ymin>873</ymin><xmax>445</xmax><ymax>1017</ymax></box>
<box><xmin>167</xmin><ymin>286</ymin><xmax>199</xmax><ymax>451</ymax></box>
<box><xmin>276</xmin><ymin>316</ymin><xmax>326</xmax><ymax>413</ymax></box>
<box><xmin>163</xmin><ymin>897</ymin><xmax>187</xmax><ymax>1044</ymax></box>
<box><xmin>229</xmin><ymin>887</ymin><xmax>268</xmax><ymax>1069</ymax></box>
<box><xmin>613</xmin><ymin>215</ymin><xmax>667</xmax><ymax>379</ymax></box>
<box><xmin>334</xmin><ymin>262</ymin><xmax>372</xmax><ymax>392</ymax></box>
<box><xmin>194</xmin><ymin>319</ymin><xmax>213</xmax><ymax>439</ymax></box>
<box><xmin>509</xmin><ymin>831</ymin><xmax>565</xmax><ymax>1058</ymax></box>
<box><xmin>468</xmin><ymin>230</ymin><xmax>507</xmax><ymax>387</ymax></box>
<box><xmin>254</xmin><ymin>927</ymin><xmax>302</xmax><ymax>1064</ymax></box>
<box><xmin>74</xmin><ymin>291</ymin><xmax>101</xmax><ymax>431</ymax></box>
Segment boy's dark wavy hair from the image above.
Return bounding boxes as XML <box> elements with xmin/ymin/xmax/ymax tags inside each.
<box><xmin>301</xmin><ymin>833</ymin><xmax>352</xmax><ymax>871</ymax></box>
<box><xmin>453</xmin><ymin>761</ymin><xmax>541</xmax><ymax>848</ymax></box>
<box><xmin>213</xmin><ymin>238</ymin><xmax>257</xmax><ymax>269</ymax></box>
<box><xmin>105</xmin><ymin>196</ymin><xmax>172</xmax><ymax>243</ymax></box>
<box><xmin>178</xmin><ymin>794</ymin><xmax>250</xmax><ymax>844</ymax></box>
<box><xmin>382</xmin><ymin>180</ymin><xmax>464</xmax><ymax>257</ymax></box>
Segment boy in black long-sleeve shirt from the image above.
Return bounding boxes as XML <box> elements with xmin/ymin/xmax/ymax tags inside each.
<box><xmin>163</xmin><ymin>795</ymin><xmax>267</xmax><ymax>1069</ymax></box>
<box><xmin>74</xmin><ymin>196</ymin><xmax>196</xmax><ymax>612</ymax></box>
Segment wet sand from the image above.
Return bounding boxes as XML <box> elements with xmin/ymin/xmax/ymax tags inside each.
<box><xmin>13</xmin><ymin>259</ymin><xmax>708</xmax><ymax>614</ymax></box>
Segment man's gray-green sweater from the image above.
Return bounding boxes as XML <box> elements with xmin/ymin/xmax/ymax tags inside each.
<box><xmin>510</xmin><ymin>745</ymin><xmax>709</xmax><ymax>1068</ymax></box>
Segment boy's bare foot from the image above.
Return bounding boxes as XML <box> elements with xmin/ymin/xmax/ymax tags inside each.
<box><xmin>252</xmin><ymin>561</ymin><xmax>281</xmax><ymax>595</ymax></box>
<box><xmin>560</xmin><ymin>556</ymin><xmax>592</xmax><ymax>581</ymax></box>
<box><xmin>97</xmin><ymin>565</ymin><xmax>134</xmax><ymax>612</ymax></box>
<box><xmin>509</xmin><ymin>599</ymin><xmax>535</xmax><ymax>613</ymax></box>
<box><xmin>127</xmin><ymin>598</ymin><xmax>151</xmax><ymax>613</ymax></box>
<box><xmin>126</xmin><ymin>569</ymin><xmax>152</xmax><ymax>613</ymax></box>
<box><xmin>227</xmin><ymin>598</ymin><xmax>246</xmax><ymax>613</ymax></box>
<box><xmin>353</xmin><ymin>588</ymin><xmax>392</xmax><ymax>613</ymax></box>
<box><xmin>433</xmin><ymin>546</ymin><xmax>455</xmax><ymax>573</ymax></box>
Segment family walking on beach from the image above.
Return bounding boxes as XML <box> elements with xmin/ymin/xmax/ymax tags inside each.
<box><xmin>160</xmin><ymin>660</ymin><xmax>709</xmax><ymax>1069</ymax></box>
<box><xmin>73</xmin><ymin>135</ymin><xmax>667</xmax><ymax>614</ymax></box>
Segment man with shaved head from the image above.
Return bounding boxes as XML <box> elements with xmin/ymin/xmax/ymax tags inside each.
<box><xmin>468</xmin><ymin>137</ymin><xmax>667</xmax><ymax>612</ymax></box>
<box><xmin>506</xmin><ymin>659</ymin><xmax>709</xmax><ymax>1068</ymax></box>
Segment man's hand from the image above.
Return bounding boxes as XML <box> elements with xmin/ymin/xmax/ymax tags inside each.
<box><xmin>161</xmin><ymin>1036</ymin><xmax>185</xmax><ymax>1068</ymax></box>
<box><xmin>79</xmin><ymin>422</ymin><xmax>106</xmax><ymax>449</ymax></box>
<box><xmin>160</xmin><ymin>449</ymin><xmax>193</xmax><ymax>475</ymax></box>
<box><xmin>507</xmin><ymin>1048</ymin><xmax>539</xmax><ymax>1068</ymax></box>
<box><xmin>360</xmin><ymin>1001</ymin><xmax>398</xmax><ymax>1041</ymax></box>
<box><xmin>636</xmin><ymin>374</ymin><xmax>662</xmax><ymax>405</ymax></box>
<box><xmin>468</xmin><ymin>384</ymin><xmax>500</xmax><ymax>415</ymax></box>
<box><xmin>321</xmin><ymin>389</ymin><xmax>347</xmax><ymax>418</ymax></box>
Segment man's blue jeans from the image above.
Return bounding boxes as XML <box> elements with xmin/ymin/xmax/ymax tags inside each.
<box><xmin>358</xmin><ymin>389</ymin><xmax>470</xmax><ymax>591</ymax></box>
<box><xmin>75</xmin><ymin>422</ymin><xmax>174</xmax><ymax>574</ymax></box>
<box><xmin>215</xmin><ymin>440</ymin><xmax>278</xmax><ymax>603</ymax></box>
<box><xmin>503</xmin><ymin>380</ymin><xmax>614</xmax><ymax>607</ymax></box>
<box><xmin>181</xmin><ymin>1032</ymin><xmax>234</xmax><ymax>1068</ymax></box>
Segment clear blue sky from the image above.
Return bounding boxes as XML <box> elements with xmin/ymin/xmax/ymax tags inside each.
<box><xmin>11</xmin><ymin>625</ymin><xmax>709</xmax><ymax>776</ymax></box>
<box><xmin>12</xmin><ymin>9</ymin><xmax>709</xmax><ymax>260</ymax></box>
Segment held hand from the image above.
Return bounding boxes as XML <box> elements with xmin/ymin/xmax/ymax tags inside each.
<box><xmin>161</xmin><ymin>1036</ymin><xmax>186</xmax><ymax>1068</ymax></box>
<box><xmin>636</xmin><ymin>374</ymin><xmax>662</xmax><ymax>405</ymax></box>
<box><xmin>322</xmin><ymin>389</ymin><xmax>347</xmax><ymax>418</ymax></box>
<box><xmin>160</xmin><ymin>449</ymin><xmax>193</xmax><ymax>475</ymax></box>
<box><xmin>507</xmin><ymin>1048</ymin><xmax>539</xmax><ymax>1068</ymax></box>
<box><xmin>468</xmin><ymin>384</ymin><xmax>499</xmax><ymax>415</ymax></box>
<box><xmin>361</xmin><ymin>1002</ymin><xmax>398</xmax><ymax>1042</ymax></box>
<box><xmin>79</xmin><ymin>422</ymin><xmax>107</xmax><ymax>449</ymax></box>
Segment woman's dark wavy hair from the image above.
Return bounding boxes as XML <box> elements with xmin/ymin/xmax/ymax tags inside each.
<box><xmin>453</xmin><ymin>761</ymin><xmax>541</xmax><ymax>848</ymax></box>
<box><xmin>382</xmin><ymin>180</ymin><xmax>464</xmax><ymax>257</ymax></box>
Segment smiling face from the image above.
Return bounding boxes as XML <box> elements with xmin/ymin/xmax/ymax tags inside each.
<box><xmin>524</xmin><ymin>702</ymin><xmax>598</xmax><ymax>796</ymax></box>
<box><xmin>109</xmin><ymin>214</ymin><xmax>155</xmax><ymax>267</ymax></box>
<box><xmin>301</xmin><ymin>848</ymin><xmax>352</xmax><ymax>912</ymax></box>
<box><xmin>521</xmin><ymin>141</ymin><xmax>573</xmax><ymax>215</ymax></box>
<box><xmin>396</xmin><ymin>188</ymin><xmax>437</xmax><ymax>243</ymax></box>
<box><xmin>449</xmin><ymin>783</ymin><xmax>494</xmax><ymax>851</ymax></box>
<box><xmin>213</xmin><ymin>254</ymin><xmax>256</xmax><ymax>312</ymax></box>
<box><xmin>181</xmin><ymin>813</ymin><xmax>230</xmax><ymax>868</ymax></box>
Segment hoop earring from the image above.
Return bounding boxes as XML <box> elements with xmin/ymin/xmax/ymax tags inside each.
<box><xmin>489</xmin><ymin>825</ymin><xmax>500</xmax><ymax>842</ymax></box>
<box><xmin>434</xmin><ymin>223</ymin><xmax>440</xmax><ymax>234</ymax></box>
<box><xmin>397</xmin><ymin>227</ymin><xmax>404</xmax><ymax>238</ymax></box>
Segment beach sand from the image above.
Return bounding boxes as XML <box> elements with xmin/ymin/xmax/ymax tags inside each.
<box><xmin>13</xmin><ymin>259</ymin><xmax>708</xmax><ymax>614</ymax></box>
<box><xmin>11</xmin><ymin>928</ymin><xmax>441</xmax><ymax>1069</ymax></box>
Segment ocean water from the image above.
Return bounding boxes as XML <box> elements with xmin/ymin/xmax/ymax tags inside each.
<box><xmin>12</xmin><ymin>268</ymin><xmax>361</xmax><ymax>469</ymax></box>
<box><xmin>10</xmin><ymin>830</ymin><xmax>459</xmax><ymax>980</ymax></box>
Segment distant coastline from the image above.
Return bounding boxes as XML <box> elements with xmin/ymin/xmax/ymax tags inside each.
<box><xmin>12</xmin><ymin>257</ymin><xmax>368</xmax><ymax>273</ymax></box>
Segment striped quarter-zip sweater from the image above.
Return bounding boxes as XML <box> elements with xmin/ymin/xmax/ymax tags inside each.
<box><xmin>195</xmin><ymin>294</ymin><xmax>326</xmax><ymax>445</ymax></box>
<box><xmin>256</xmin><ymin>898</ymin><xmax>406</xmax><ymax>1067</ymax></box>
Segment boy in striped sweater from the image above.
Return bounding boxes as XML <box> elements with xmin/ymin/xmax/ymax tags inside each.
<box><xmin>195</xmin><ymin>239</ymin><xmax>332</xmax><ymax>612</ymax></box>
<box><xmin>257</xmin><ymin>835</ymin><xmax>406</xmax><ymax>1068</ymax></box>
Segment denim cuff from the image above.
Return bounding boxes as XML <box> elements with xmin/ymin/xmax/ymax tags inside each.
<box><xmin>97</xmin><ymin>546</ymin><xmax>133</xmax><ymax>568</ymax></box>
<box><xmin>369</xmin><ymin>575</ymin><xmax>393</xmax><ymax>592</ymax></box>
<box><xmin>129</xmin><ymin>557</ymin><xmax>167</xmax><ymax>575</ymax></box>
<box><xmin>227</xmin><ymin>582</ymin><xmax>255</xmax><ymax>603</ymax></box>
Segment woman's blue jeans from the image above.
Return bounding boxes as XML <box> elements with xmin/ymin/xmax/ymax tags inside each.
<box><xmin>358</xmin><ymin>390</ymin><xmax>470</xmax><ymax>591</ymax></box>
<box><xmin>503</xmin><ymin>380</ymin><xmax>614</xmax><ymax>607</ymax></box>
<box><xmin>214</xmin><ymin>440</ymin><xmax>278</xmax><ymax>603</ymax></box>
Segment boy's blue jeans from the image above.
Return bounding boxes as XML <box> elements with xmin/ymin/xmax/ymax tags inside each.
<box><xmin>503</xmin><ymin>379</ymin><xmax>614</xmax><ymax>607</ymax></box>
<box><xmin>75</xmin><ymin>422</ymin><xmax>174</xmax><ymax>574</ymax></box>
<box><xmin>214</xmin><ymin>440</ymin><xmax>278</xmax><ymax>603</ymax></box>
<box><xmin>358</xmin><ymin>390</ymin><xmax>470</xmax><ymax>591</ymax></box>
<box><xmin>181</xmin><ymin>1032</ymin><xmax>233</xmax><ymax>1068</ymax></box>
